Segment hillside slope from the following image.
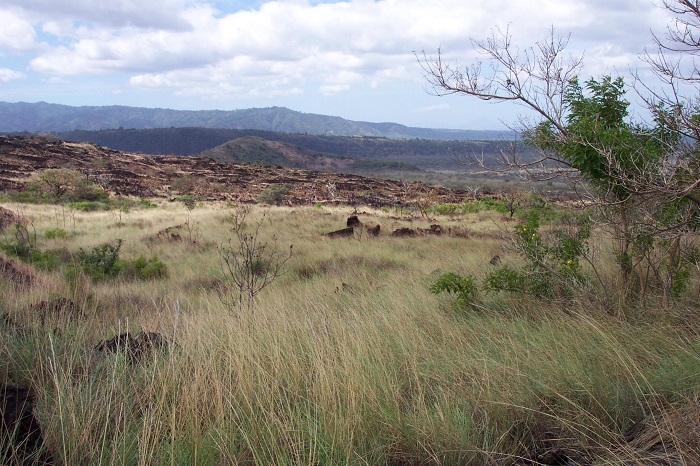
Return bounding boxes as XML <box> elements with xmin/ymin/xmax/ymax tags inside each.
<box><xmin>55</xmin><ymin>127</ymin><xmax>528</xmax><ymax>171</ymax></box>
<box><xmin>0</xmin><ymin>136</ymin><xmax>467</xmax><ymax>206</ymax></box>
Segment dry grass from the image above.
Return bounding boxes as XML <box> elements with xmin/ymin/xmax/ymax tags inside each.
<box><xmin>1</xmin><ymin>201</ymin><xmax>698</xmax><ymax>465</ymax></box>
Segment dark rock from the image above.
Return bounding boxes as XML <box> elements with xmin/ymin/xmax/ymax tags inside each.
<box><xmin>0</xmin><ymin>207</ymin><xmax>18</xmax><ymax>231</ymax></box>
<box><xmin>417</xmin><ymin>224</ymin><xmax>443</xmax><ymax>235</ymax></box>
<box><xmin>0</xmin><ymin>256</ymin><xmax>36</xmax><ymax>289</ymax></box>
<box><xmin>391</xmin><ymin>227</ymin><xmax>416</xmax><ymax>237</ymax></box>
<box><xmin>325</xmin><ymin>227</ymin><xmax>355</xmax><ymax>238</ymax></box>
<box><xmin>1</xmin><ymin>383</ymin><xmax>54</xmax><ymax>465</ymax></box>
<box><xmin>489</xmin><ymin>254</ymin><xmax>501</xmax><ymax>265</ymax></box>
<box><xmin>29</xmin><ymin>298</ymin><xmax>84</xmax><ymax>325</ymax></box>
<box><xmin>156</xmin><ymin>225</ymin><xmax>184</xmax><ymax>242</ymax></box>
<box><xmin>346</xmin><ymin>215</ymin><xmax>361</xmax><ymax>228</ymax></box>
<box><xmin>365</xmin><ymin>223</ymin><xmax>381</xmax><ymax>236</ymax></box>
<box><xmin>94</xmin><ymin>331</ymin><xmax>171</xmax><ymax>363</ymax></box>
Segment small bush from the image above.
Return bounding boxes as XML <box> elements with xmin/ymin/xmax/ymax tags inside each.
<box><xmin>119</xmin><ymin>255</ymin><xmax>168</xmax><ymax>280</ymax></box>
<box><xmin>430</xmin><ymin>272</ymin><xmax>478</xmax><ymax>310</ymax></box>
<box><xmin>74</xmin><ymin>239</ymin><xmax>123</xmax><ymax>281</ymax></box>
<box><xmin>27</xmin><ymin>249</ymin><xmax>62</xmax><ymax>270</ymax></box>
<box><xmin>429</xmin><ymin>197</ymin><xmax>508</xmax><ymax>216</ymax></box>
<box><xmin>67</xmin><ymin>201</ymin><xmax>109</xmax><ymax>212</ymax></box>
<box><xmin>177</xmin><ymin>195</ymin><xmax>199</xmax><ymax>211</ymax></box>
<box><xmin>484</xmin><ymin>265</ymin><xmax>525</xmax><ymax>293</ymax></box>
<box><xmin>257</xmin><ymin>184</ymin><xmax>290</xmax><ymax>205</ymax></box>
<box><xmin>137</xmin><ymin>198</ymin><xmax>157</xmax><ymax>209</ymax></box>
<box><xmin>45</xmin><ymin>228</ymin><xmax>68</xmax><ymax>239</ymax></box>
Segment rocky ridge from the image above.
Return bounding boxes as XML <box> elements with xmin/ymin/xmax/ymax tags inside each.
<box><xmin>0</xmin><ymin>136</ymin><xmax>468</xmax><ymax>207</ymax></box>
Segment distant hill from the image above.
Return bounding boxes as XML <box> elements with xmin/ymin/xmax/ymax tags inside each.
<box><xmin>0</xmin><ymin>101</ymin><xmax>513</xmax><ymax>140</ymax></box>
<box><xmin>197</xmin><ymin>136</ymin><xmax>420</xmax><ymax>176</ymax></box>
<box><xmin>0</xmin><ymin>135</ymin><xmax>467</xmax><ymax>206</ymax></box>
<box><xmin>55</xmin><ymin>127</ymin><xmax>530</xmax><ymax>172</ymax></box>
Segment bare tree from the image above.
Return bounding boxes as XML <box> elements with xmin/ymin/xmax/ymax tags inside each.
<box><xmin>418</xmin><ymin>14</ymin><xmax>700</xmax><ymax>309</ymax></box>
<box><xmin>418</xmin><ymin>26</ymin><xmax>583</xmax><ymax>177</ymax></box>
<box><xmin>219</xmin><ymin>206</ymin><xmax>293</xmax><ymax>313</ymax></box>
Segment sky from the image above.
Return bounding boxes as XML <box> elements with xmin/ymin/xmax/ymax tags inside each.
<box><xmin>0</xmin><ymin>0</ymin><xmax>678</xmax><ymax>130</ymax></box>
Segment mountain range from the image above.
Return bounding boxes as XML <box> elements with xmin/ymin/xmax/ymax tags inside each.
<box><xmin>0</xmin><ymin>101</ymin><xmax>512</xmax><ymax>140</ymax></box>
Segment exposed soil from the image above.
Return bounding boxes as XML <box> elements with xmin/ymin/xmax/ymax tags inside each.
<box><xmin>0</xmin><ymin>255</ymin><xmax>36</xmax><ymax>289</ymax></box>
<box><xmin>0</xmin><ymin>135</ymin><xmax>470</xmax><ymax>207</ymax></box>
<box><xmin>0</xmin><ymin>206</ymin><xmax>18</xmax><ymax>230</ymax></box>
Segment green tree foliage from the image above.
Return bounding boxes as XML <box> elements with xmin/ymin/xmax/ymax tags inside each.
<box><xmin>420</xmin><ymin>13</ymin><xmax>700</xmax><ymax>310</ymax></box>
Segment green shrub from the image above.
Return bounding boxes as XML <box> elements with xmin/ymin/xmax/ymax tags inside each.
<box><xmin>119</xmin><ymin>255</ymin><xmax>168</xmax><ymax>280</ymax></box>
<box><xmin>177</xmin><ymin>195</ymin><xmax>199</xmax><ymax>211</ymax></box>
<box><xmin>67</xmin><ymin>200</ymin><xmax>109</xmax><ymax>212</ymax></box>
<box><xmin>27</xmin><ymin>249</ymin><xmax>62</xmax><ymax>271</ymax></box>
<box><xmin>45</xmin><ymin>228</ymin><xmax>68</xmax><ymax>239</ymax></box>
<box><xmin>485</xmin><ymin>211</ymin><xmax>592</xmax><ymax>298</ymax></box>
<box><xmin>137</xmin><ymin>198</ymin><xmax>157</xmax><ymax>209</ymax></box>
<box><xmin>484</xmin><ymin>265</ymin><xmax>524</xmax><ymax>292</ymax></box>
<box><xmin>430</xmin><ymin>272</ymin><xmax>478</xmax><ymax>310</ymax></box>
<box><xmin>1</xmin><ymin>222</ymin><xmax>36</xmax><ymax>259</ymax></box>
<box><xmin>74</xmin><ymin>239</ymin><xmax>123</xmax><ymax>281</ymax></box>
<box><xmin>257</xmin><ymin>184</ymin><xmax>290</xmax><ymax>205</ymax></box>
<box><xmin>429</xmin><ymin>197</ymin><xmax>508</xmax><ymax>216</ymax></box>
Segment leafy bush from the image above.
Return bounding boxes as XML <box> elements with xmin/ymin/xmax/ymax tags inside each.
<box><xmin>74</xmin><ymin>239</ymin><xmax>123</xmax><ymax>281</ymax></box>
<box><xmin>429</xmin><ymin>197</ymin><xmax>508</xmax><ymax>216</ymax></box>
<box><xmin>485</xmin><ymin>211</ymin><xmax>592</xmax><ymax>298</ymax></box>
<box><xmin>137</xmin><ymin>198</ymin><xmax>157</xmax><ymax>209</ymax></box>
<box><xmin>256</xmin><ymin>184</ymin><xmax>290</xmax><ymax>205</ymax></box>
<box><xmin>67</xmin><ymin>200</ymin><xmax>110</xmax><ymax>212</ymax></box>
<box><xmin>119</xmin><ymin>255</ymin><xmax>168</xmax><ymax>280</ymax></box>
<box><xmin>45</xmin><ymin>228</ymin><xmax>68</xmax><ymax>239</ymax></box>
<box><xmin>484</xmin><ymin>265</ymin><xmax>524</xmax><ymax>292</ymax></box>
<box><xmin>177</xmin><ymin>195</ymin><xmax>199</xmax><ymax>211</ymax></box>
<box><xmin>70</xmin><ymin>239</ymin><xmax>168</xmax><ymax>281</ymax></box>
<box><xmin>430</xmin><ymin>272</ymin><xmax>478</xmax><ymax>309</ymax></box>
<box><xmin>1</xmin><ymin>222</ymin><xmax>36</xmax><ymax>259</ymax></box>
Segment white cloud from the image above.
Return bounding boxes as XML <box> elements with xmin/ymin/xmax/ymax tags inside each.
<box><xmin>0</xmin><ymin>9</ymin><xmax>38</xmax><ymax>53</ymax></box>
<box><xmin>0</xmin><ymin>68</ymin><xmax>25</xmax><ymax>83</ymax></box>
<box><xmin>6</xmin><ymin>0</ymin><xmax>683</xmax><ymax>116</ymax></box>
<box><xmin>3</xmin><ymin>0</ymin><xmax>191</xmax><ymax>30</ymax></box>
<box><xmin>414</xmin><ymin>103</ymin><xmax>451</xmax><ymax>113</ymax></box>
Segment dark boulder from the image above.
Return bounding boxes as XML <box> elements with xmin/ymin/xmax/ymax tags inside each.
<box><xmin>0</xmin><ymin>207</ymin><xmax>18</xmax><ymax>231</ymax></box>
<box><xmin>94</xmin><ymin>331</ymin><xmax>171</xmax><ymax>363</ymax></box>
<box><xmin>365</xmin><ymin>224</ymin><xmax>381</xmax><ymax>236</ymax></box>
<box><xmin>1</xmin><ymin>383</ymin><xmax>54</xmax><ymax>465</ymax></box>
<box><xmin>29</xmin><ymin>298</ymin><xmax>84</xmax><ymax>325</ymax></box>
<box><xmin>325</xmin><ymin>227</ymin><xmax>355</xmax><ymax>238</ymax></box>
<box><xmin>391</xmin><ymin>227</ymin><xmax>416</xmax><ymax>237</ymax></box>
<box><xmin>0</xmin><ymin>256</ymin><xmax>36</xmax><ymax>289</ymax></box>
<box><xmin>346</xmin><ymin>215</ymin><xmax>361</xmax><ymax>228</ymax></box>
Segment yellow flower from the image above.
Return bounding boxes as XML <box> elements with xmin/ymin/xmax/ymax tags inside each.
<box><xmin>531</xmin><ymin>233</ymin><xmax>536</xmax><ymax>239</ymax></box>
<box><xmin>567</xmin><ymin>259</ymin><xmax>573</xmax><ymax>265</ymax></box>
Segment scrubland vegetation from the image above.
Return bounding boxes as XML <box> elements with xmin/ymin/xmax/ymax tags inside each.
<box><xmin>1</xmin><ymin>196</ymin><xmax>698</xmax><ymax>465</ymax></box>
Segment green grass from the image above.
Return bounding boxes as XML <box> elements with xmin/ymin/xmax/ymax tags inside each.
<box><xmin>1</xmin><ymin>200</ymin><xmax>698</xmax><ymax>465</ymax></box>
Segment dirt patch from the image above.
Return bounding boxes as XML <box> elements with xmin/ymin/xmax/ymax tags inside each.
<box><xmin>0</xmin><ymin>255</ymin><xmax>36</xmax><ymax>289</ymax></box>
<box><xmin>0</xmin><ymin>207</ymin><xmax>18</xmax><ymax>231</ymax></box>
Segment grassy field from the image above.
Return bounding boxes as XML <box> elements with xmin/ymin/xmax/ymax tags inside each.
<box><xmin>1</xmin><ymin>200</ymin><xmax>698</xmax><ymax>465</ymax></box>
